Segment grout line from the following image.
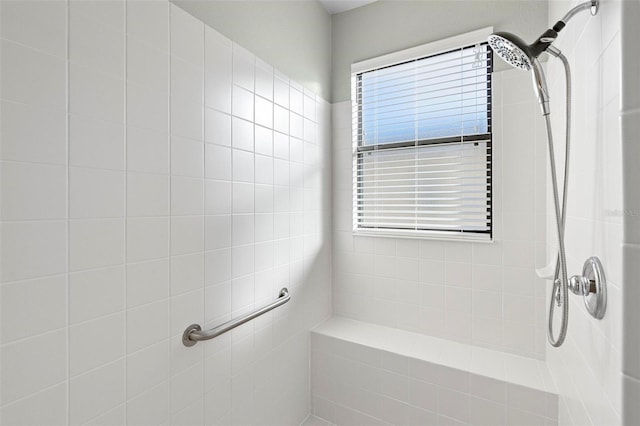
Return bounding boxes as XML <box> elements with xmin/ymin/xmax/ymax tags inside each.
<box><xmin>167</xmin><ymin>3</ymin><xmax>173</xmax><ymax>423</ymax></box>
<box><xmin>0</xmin><ymin>158</ymin><xmax>122</xmax><ymax>172</ymax></box>
<box><xmin>0</xmin><ymin>0</ymin><xmax>3</xmax><ymax>414</ymax></box>
<box><xmin>201</xmin><ymin>18</ymin><xmax>206</xmax><ymax>425</ymax></box>
<box><xmin>80</xmin><ymin>403</ymin><xmax>126</xmax><ymax>426</ymax></box>
<box><xmin>1</xmin><ymin>217</ymin><xmax>115</xmax><ymax>224</ymax></box>
<box><xmin>0</xmin><ymin>380</ymin><xmax>69</xmax><ymax>411</ymax></box>
<box><xmin>229</xmin><ymin>40</ymin><xmax>237</xmax><ymax>424</ymax></box>
<box><xmin>123</xmin><ymin>1</ymin><xmax>129</xmax><ymax>422</ymax></box>
<box><xmin>65</xmin><ymin>1</ymin><xmax>71</xmax><ymax>423</ymax></box>
<box><xmin>0</xmin><ymin>36</ymin><xmax>68</xmax><ymax>62</ymax></box>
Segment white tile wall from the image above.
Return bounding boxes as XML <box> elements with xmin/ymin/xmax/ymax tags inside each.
<box><xmin>2</xmin><ymin>1</ymin><xmax>632</xmax><ymax>425</ymax></box>
<box><xmin>332</xmin><ymin>67</ymin><xmax>548</xmax><ymax>359</ymax></box>
<box><xmin>0</xmin><ymin>1</ymin><xmax>332</xmax><ymax>424</ymax></box>
<box><xmin>543</xmin><ymin>0</ymin><xmax>623</xmax><ymax>425</ymax></box>
<box><xmin>620</xmin><ymin>1</ymin><xmax>640</xmax><ymax>426</ymax></box>
<box><xmin>311</xmin><ymin>318</ymin><xmax>559</xmax><ymax>426</ymax></box>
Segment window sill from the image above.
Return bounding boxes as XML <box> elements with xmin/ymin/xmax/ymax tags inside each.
<box><xmin>352</xmin><ymin>228</ymin><xmax>493</xmax><ymax>243</ymax></box>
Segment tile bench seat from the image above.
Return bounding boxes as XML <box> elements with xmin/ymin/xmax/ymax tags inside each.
<box><xmin>311</xmin><ymin>317</ymin><xmax>558</xmax><ymax>425</ymax></box>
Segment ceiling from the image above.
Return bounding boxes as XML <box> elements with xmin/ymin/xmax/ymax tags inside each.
<box><xmin>318</xmin><ymin>0</ymin><xmax>378</xmax><ymax>14</ymax></box>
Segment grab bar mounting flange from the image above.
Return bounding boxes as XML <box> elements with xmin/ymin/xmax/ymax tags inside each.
<box><xmin>182</xmin><ymin>324</ymin><xmax>202</xmax><ymax>347</ymax></box>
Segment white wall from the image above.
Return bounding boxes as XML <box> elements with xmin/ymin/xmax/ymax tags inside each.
<box><xmin>621</xmin><ymin>1</ymin><xmax>640</xmax><ymax>425</ymax></box>
<box><xmin>332</xmin><ymin>66</ymin><xmax>549</xmax><ymax>360</ymax></box>
<box><xmin>0</xmin><ymin>1</ymin><xmax>332</xmax><ymax>424</ymax></box>
<box><xmin>171</xmin><ymin>0</ymin><xmax>333</xmax><ymax>102</ymax></box>
<box><xmin>543</xmin><ymin>0</ymin><xmax>623</xmax><ymax>424</ymax></box>
<box><xmin>331</xmin><ymin>0</ymin><xmax>549</xmax><ymax>102</ymax></box>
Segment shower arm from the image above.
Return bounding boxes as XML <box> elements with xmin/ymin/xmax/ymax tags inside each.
<box><xmin>548</xmin><ymin>0</ymin><xmax>599</xmax><ymax>36</ymax></box>
<box><xmin>559</xmin><ymin>0</ymin><xmax>599</xmax><ymax>25</ymax></box>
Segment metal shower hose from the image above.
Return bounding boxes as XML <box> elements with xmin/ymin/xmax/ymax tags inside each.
<box><xmin>545</xmin><ymin>52</ymin><xmax>572</xmax><ymax>347</ymax></box>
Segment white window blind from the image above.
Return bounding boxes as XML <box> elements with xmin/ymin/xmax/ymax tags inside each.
<box><xmin>353</xmin><ymin>41</ymin><xmax>493</xmax><ymax>239</ymax></box>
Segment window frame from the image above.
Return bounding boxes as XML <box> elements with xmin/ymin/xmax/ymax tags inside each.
<box><xmin>351</xmin><ymin>27</ymin><xmax>494</xmax><ymax>242</ymax></box>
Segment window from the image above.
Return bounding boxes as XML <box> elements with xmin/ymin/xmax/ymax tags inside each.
<box><xmin>352</xmin><ymin>29</ymin><xmax>493</xmax><ymax>240</ymax></box>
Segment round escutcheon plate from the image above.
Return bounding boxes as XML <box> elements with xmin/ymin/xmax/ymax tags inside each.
<box><xmin>582</xmin><ymin>256</ymin><xmax>606</xmax><ymax>320</ymax></box>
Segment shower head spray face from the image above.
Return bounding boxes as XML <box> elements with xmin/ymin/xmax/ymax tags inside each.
<box><xmin>487</xmin><ymin>33</ymin><xmax>551</xmax><ymax>115</ymax></box>
<box><xmin>487</xmin><ymin>32</ymin><xmax>532</xmax><ymax>71</ymax></box>
<box><xmin>487</xmin><ymin>31</ymin><xmax>555</xmax><ymax>115</ymax></box>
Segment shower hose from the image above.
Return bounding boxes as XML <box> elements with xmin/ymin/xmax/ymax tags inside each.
<box><xmin>545</xmin><ymin>52</ymin><xmax>572</xmax><ymax>347</ymax></box>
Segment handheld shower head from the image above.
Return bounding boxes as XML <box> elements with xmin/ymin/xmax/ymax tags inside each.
<box><xmin>488</xmin><ymin>27</ymin><xmax>563</xmax><ymax>72</ymax></box>
<box><xmin>487</xmin><ymin>32</ymin><xmax>532</xmax><ymax>71</ymax></box>
<box><xmin>487</xmin><ymin>32</ymin><xmax>552</xmax><ymax>115</ymax></box>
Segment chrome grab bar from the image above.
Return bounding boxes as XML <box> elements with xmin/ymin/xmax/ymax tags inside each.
<box><xmin>182</xmin><ymin>287</ymin><xmax>290</xmax><ymax>347</ymax></box>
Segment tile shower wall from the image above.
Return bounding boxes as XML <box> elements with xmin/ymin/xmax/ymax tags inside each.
<box><xmin>311</xmin><ymin>320</ymin><xmax>559</xmax><ymax>426</ymax></box>
<box><xmin>544</xmin><ymin>0</ymin><xmax>623</xmax><ymax>425</ymax></box>
<box><xmin>0</xmin><ymin>1</ymin><xmax>332</xmax><ymax>424</ymax></box>
<box><xmin>332</xmin><ymin>68</ymin><xmax>548</xmax><ymax>360</ymax></box>
<box><xmin>622</xmin><ymin>1</ymin><xmax>640</xmax><ymax>424</ymax></box>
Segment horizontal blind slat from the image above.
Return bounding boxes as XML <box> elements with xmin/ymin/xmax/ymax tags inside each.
<box><xmin>358</xmin><ymin>223</ymin><xmax>489</xmax><ymax>229</ymax></box>
<box><xmin>356</xmin><ymin>197</ymin><xmax>487</xmax><ymax>204</ymax></box>
<box><xmin>356</xmin><ymin>63</ymin><xmax>492</xmax><ymax>90</ymax></box>
<box><xmin>358</xmin><ymin>54</ymin><xmax>491</xmax><ymax>87</ymax></box>
<box><xmin>358</xmin><ymin>122</ymin><xmax>491</xmax><ymax>144</ymax></box>
<box><xmin>360</xmin><ymin>49</ymin><xmax>490</xmax><ymax>79</ymax></box>
<box><xmin>356</xmin><ymin>79</ymin><xmax>491</xmax><ymax>110</ymax></box>
<box><xmin>358</xmin><ymin>101</ymin><xmax>491</xmax><ymax>122</ymax></box>
<box><xmin>354</xmin><ymin>42</ymin><xmax>492</xmax><ymax>235</ymax></box>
